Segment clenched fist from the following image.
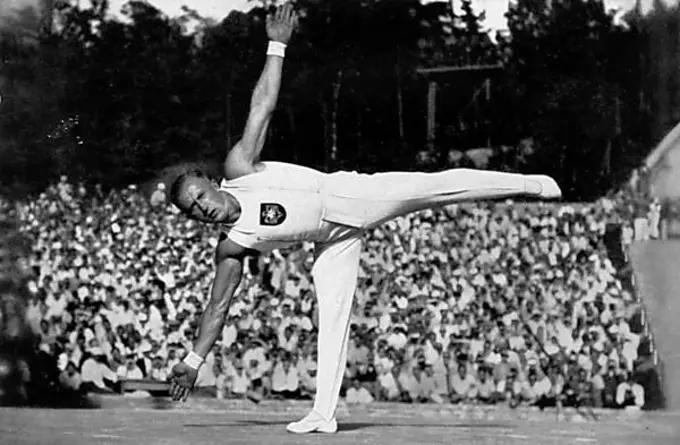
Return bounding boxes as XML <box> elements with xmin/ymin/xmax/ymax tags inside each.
<box><xmin>266</xmin><ymin>2</ymin><xmax>298</xmax><ymax>45</ymax></box>
<box><xmin>168</xmin><ymin>361</ymin><xmax>198</xmax><ymax>402</ymax></box>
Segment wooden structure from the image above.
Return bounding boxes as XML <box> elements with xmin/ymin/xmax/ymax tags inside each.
<box><xmin>120</xmin><ymin>379</ymin><xmax>170</xmax><ymax>395</ymax></box>
<box><xmin>642</xmin><ymin>120</ymin><xmax>680</xmax><ymax>200</ymax></box>
<box><xmin>416</xmin><ymin>64</ymin><xmax>503</xmax><ymax>151</ymax></box>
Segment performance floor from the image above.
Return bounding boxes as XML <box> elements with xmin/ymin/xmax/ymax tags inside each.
<box><xmin>0</xmin><ymin>404</ymin><xmax>678</xmax><ymax>445</ymax></box>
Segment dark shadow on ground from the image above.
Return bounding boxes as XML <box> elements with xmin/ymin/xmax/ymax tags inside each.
<box><xmin>0</xmin><ymin>387</ymin><xmax>102</xmax><ymax>409</ymax></box>
<box><xmin>183</xmin><ymin>420</ymin><xmax>512</xmax><ymax>432</ymax></box>
<box><xmin>183</xmin><ymin>420</ymin><xmax>290</xmax><ymax>428</ymax></box>
<box><xmin>336</xmin><ymin>422</ymin><xmax>511</xmax><ymax>432</ymax></box>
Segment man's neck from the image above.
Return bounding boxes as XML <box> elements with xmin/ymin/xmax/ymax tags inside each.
<box><xmin>223</xmin><ymin>191</ymin><xmax>241</xmax><ymax>223</ymax></box>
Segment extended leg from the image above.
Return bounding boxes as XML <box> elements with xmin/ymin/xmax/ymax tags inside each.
<box><xmin>286</xmin><ymin>233</ymin><xmax>362</xmax><ymax>434</ymax></box>
<box><xmin>322</xmin><ymin>168</ymin><xmax>561</xmax><ymax>229</ymax></box>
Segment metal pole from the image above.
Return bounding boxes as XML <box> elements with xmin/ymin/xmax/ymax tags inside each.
<box><xmin>427</xmin><ymin>80</ymin><xmax>437</xmax><ymax>151</ymax></box>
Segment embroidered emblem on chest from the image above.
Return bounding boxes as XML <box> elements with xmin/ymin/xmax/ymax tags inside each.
<box><xmin>260</xmin><ymin>203</ymin><xmax>287</xmax><ymax>226</ymax></box>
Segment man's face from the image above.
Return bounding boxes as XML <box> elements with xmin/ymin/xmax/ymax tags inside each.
<box><xmin>174</xmin><ymin>176</ymin><xmax>228</xmax><ymax>223</ymax></box>
<box><xmin>457</xmin><ymin>364</ymin><xmax>467</xmax><ymax>378</ymax></box>
<box><xmin>212</xmin><ymin>362</ymin><xmax>223</xmax><ymax>375</ymax></box>
<box><xmin>529</xmin><ymin>373</ymin><xmax>536</xmax><ymax>384</ymax></box>
<box><xmin>66</xmin><ymin>363</ymin><xmax>77</xmax><ymax>375</ymax></box>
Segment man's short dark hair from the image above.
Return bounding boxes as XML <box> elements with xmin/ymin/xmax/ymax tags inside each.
<box><xmin>169</xmin><ymin>169</ymin><xmax>211</xmax><ymax>204</ymax></box>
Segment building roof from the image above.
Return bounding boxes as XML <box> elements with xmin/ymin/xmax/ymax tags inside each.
<box><xmin>645</xmin><ymin>121</ymin><xmax>680</xmax><ymax>170</ymax></box>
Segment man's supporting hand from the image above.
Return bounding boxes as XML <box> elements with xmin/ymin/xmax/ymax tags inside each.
<box><xmin>169</xmin><ymin>362</ymin><xmax>199</xmax><ymax>402</ymax></box>
<box><xmin>167</xmin><ymin>246</ymin><xmax>244</xmax><ymax>402</ymax></box>
<box><xmin>266</xmin><ymin>2</ymin><xmax>298</xmax><ymax>44</ymax></box>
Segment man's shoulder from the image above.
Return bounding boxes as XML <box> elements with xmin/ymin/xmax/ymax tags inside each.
<box><xmin>222</xmin><ymin>151</ymin><xmax>265</xmax><ymax>180</ymax></box>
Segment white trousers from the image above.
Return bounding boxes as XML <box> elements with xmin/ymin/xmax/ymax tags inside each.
<box><xmin>320</xmin><ymin>168</ymin><xmax>536</xmax><ymax>229</ymax></box>
<box><xmin>311</xmin><ymin>168</ymin><xmax>536</xmax><ymax>420</ymax></box>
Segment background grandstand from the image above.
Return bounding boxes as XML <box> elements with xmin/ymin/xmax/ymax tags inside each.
<box><xmin>0</xmin><ymin>174</ymin><xmax>666</xmax><ymax>411</ymax></box>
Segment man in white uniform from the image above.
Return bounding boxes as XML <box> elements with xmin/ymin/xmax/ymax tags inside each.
<box><xmin>168</xmin><ymin>2</ymin><xmax>561</xmax><ymax>434</ymax></box>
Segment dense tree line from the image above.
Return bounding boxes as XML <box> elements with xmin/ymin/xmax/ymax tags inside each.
<box><xmin>0</xmin><ymin>0</ymin><xmax>677</xmax><ymax>200</ymax></box>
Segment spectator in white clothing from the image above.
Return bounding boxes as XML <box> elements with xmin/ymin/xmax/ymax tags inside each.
<box><xmin>215</xmin><ymin>362</ymin><xmax>229</xmax><ymax>399</ymax></box>
<box><xmin>116</xmin><ymin>354</ymin><xmax>144</xmax><ymax>380</ymax></box>
<box><xmin>80</xmin><ymin>348</ymin><xmax>117</xmax><ymax>393</ymax></box>
<box><xmin>59</xmin><ymin>362</ymin><xmax>82</xmax><ymax>391</ymax></box>
<box><xmin>195</xmin><ymin>359</ymin><xmax>217</xmax><ymax>388</ymax></box>
<box><xmin>226</xmin><ymin>359</ymin><xmax>251</xmax><ymax>398</ymax></box>
<box><xmin>419</xmin><ymin>365</ymin><xmax>445</xmax><ymax>403</ymax></box>
<box><xmin>271</xmin><ymin>356</ymin><xmax>299</xmax><ymax>399</ymax></box>
<box><xmin>377</xmin><ymin>363</ymin><xmax>402</xmax><ymax>401</ymax></box>
<box><xmin>149</xmin><ymin>356</ymin><xmax>168</xmax><ymax>381</ymax></box>
<box><xmin>150</xmin><ymin>182</ymin><xmax>167</xmax><ymax>206</ymax></box>
<box><xmin>449</xmin><ymin>362</ymin><xmax>477</xmax><ymax>403</ymax></box>
<box><xmin>616</xmin><ymin>372</ymin><xmax>645</xmax><ymax>409</ymax></box>
<box><xmin>475</xmin><ymin>367</ymin><xmax>496</xmax><ymax>404</ymax></box>
<box><xmin>278</xmin><ymin>325</ymin><xmax>299</xmax><ymax>352</ymax></box>
<box><xmin>297</xmin><ymin>358</ymin><xmax>317</xmax><ymax>399</ymax></box>
<box><xmin>346</xmin><ymin>379</ymin><xmax>375</xmax><ymax>404</ymax></box>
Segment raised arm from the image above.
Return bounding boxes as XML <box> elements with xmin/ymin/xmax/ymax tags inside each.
<box><xmin>169</xmin><ymin>238</ymin><xmax>246</xmax><ymax>401</ymax></box>
<box><xmin>223</xmin><ymin>2</ymin><xmax>298</xmax><ymax>179</ymax></box>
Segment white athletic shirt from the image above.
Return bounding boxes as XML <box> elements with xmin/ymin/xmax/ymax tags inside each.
<box><xmin>218</xmin><ymin>162</ymin><xmax>328</xmax><ymax>252</ymax></box>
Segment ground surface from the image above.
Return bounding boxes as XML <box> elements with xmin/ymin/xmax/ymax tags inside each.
<box><xmin>0</xmin><ymin>404</ymin><xmax>678</xmax><ymax>445</ymax></box>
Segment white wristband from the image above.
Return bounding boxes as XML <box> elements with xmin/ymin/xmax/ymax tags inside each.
<box><xmin>267</xmin><ymin>41</ymin><xmax>286</xmax><ymax>58</ymax></box>
<box><xmin>183</xmin><ymin>351</ymin><xmax>204</xmax><ymax>370</ymax></box>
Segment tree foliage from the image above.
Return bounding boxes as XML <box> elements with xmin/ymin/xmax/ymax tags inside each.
<box><xmin>0</xmin><ymin>0</ymin><xmax>673</xmax><ymax>200</ymax></box>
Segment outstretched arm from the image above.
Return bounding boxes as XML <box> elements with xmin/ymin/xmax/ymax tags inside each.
<box><xmin>169</xmin><ymin>238</ymin><xmax>246</xmax><ymax>401</ymax></box>
<box><xmin>194</xmin><ymin>256</ymin><xmax>243</xmax><ymax>357</ymax></box>
<box><xmin>223</xmin><ymin>2</ymin><xmax>298</xmax><ymax>179</ymax></box>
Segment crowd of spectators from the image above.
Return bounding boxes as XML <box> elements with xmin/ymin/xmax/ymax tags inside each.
<box><xmin>4</xmin><ymin>174</ymin><xmax>662</xmax><ymax>410</ymax></box>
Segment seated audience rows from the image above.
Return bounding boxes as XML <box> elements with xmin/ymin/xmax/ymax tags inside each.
<box><xmin>7</xmin><ymin>177</ymin><xmax>660</xmax><ymax>409</ymax></box>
